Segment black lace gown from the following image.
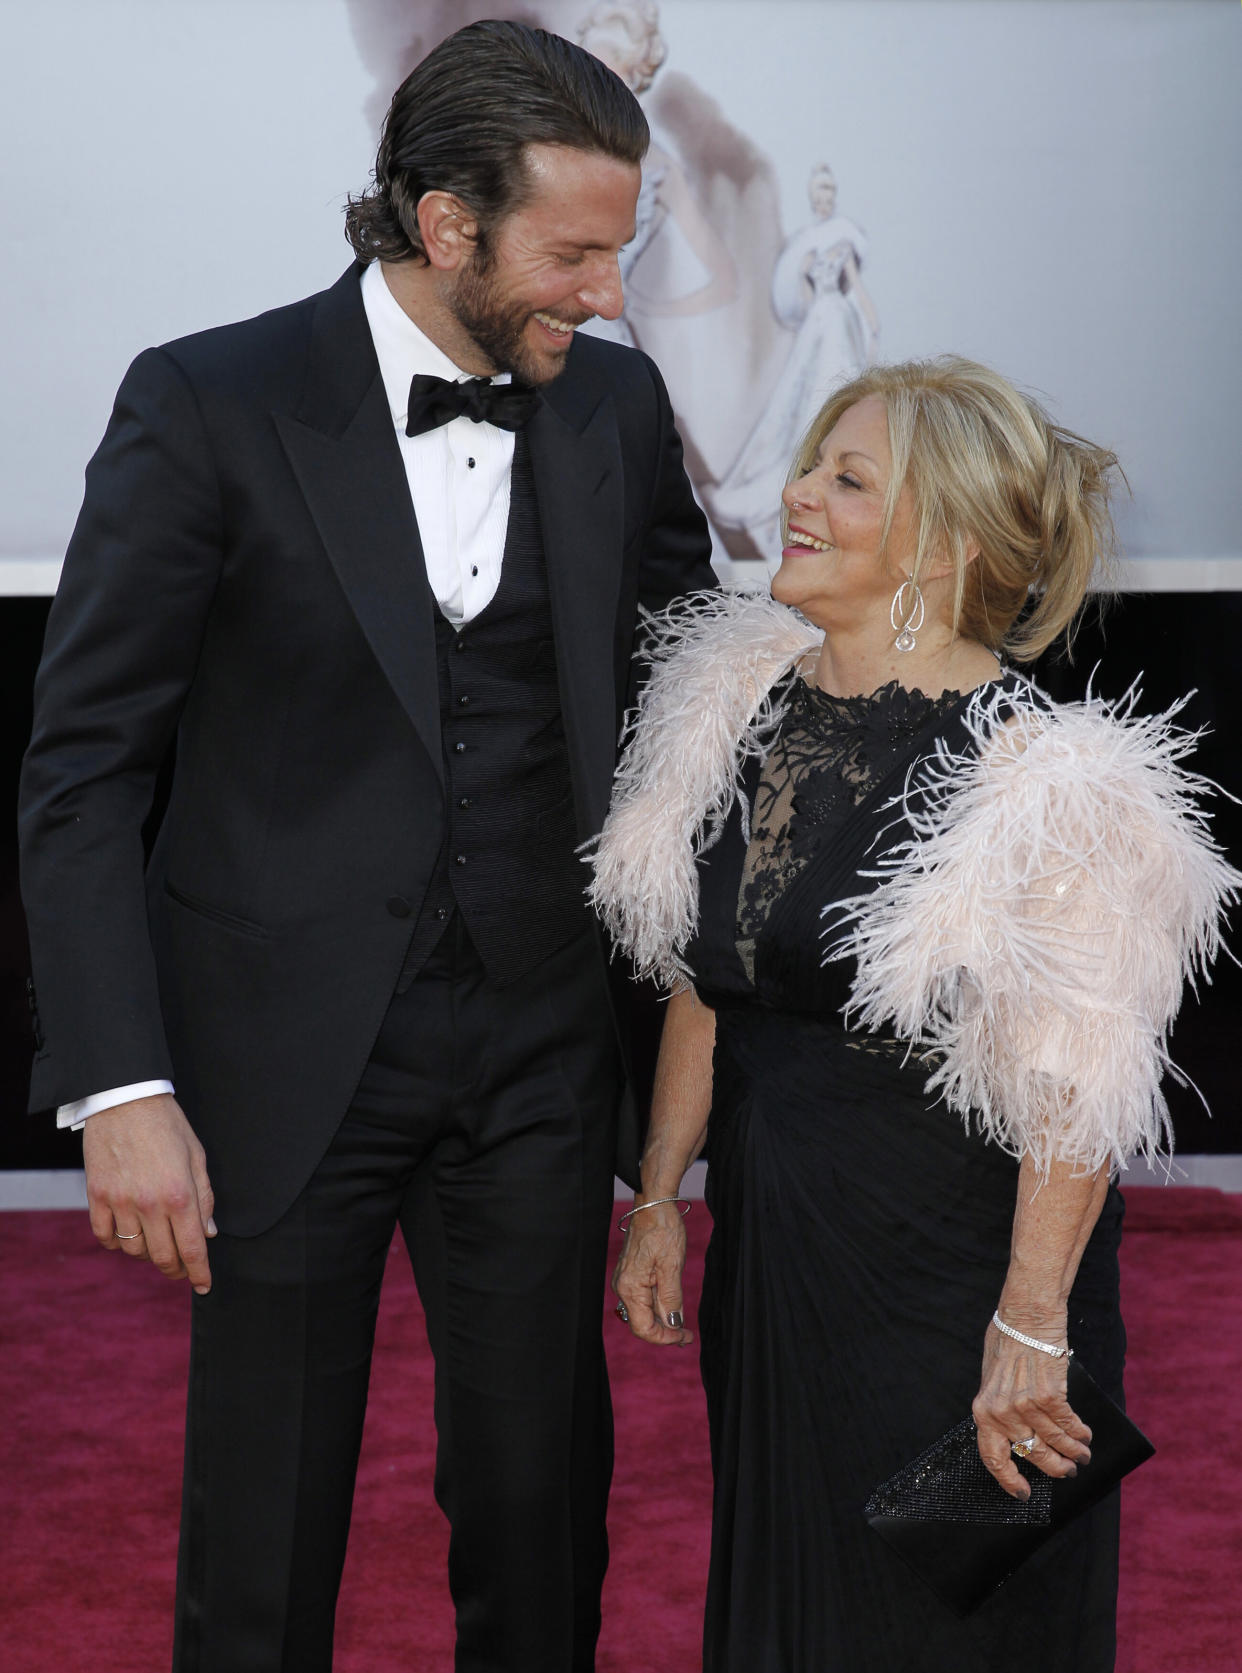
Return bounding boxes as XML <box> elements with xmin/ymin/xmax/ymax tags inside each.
<box><xmin>686</xmin><ymin>676</ymin><xmax>1125</xmax><ymax>1673</ymax></box>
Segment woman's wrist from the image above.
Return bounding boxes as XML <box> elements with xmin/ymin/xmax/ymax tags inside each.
<box><xmin>991</xmin><ymin>1311</ymin><xmax>1072</xmax><ymax>1358</ymax></box>
<box><xmin>635</xmin><ymin>1158</ymin><xmax>688</xmax><ymax>1202</ymax></box>
<box><xmin>993</xmin><ymin>1294</ymin><xmax>1069</xmax><ymax>1341</ymax></box>
<box><xmin>997</xmin><ymin>1270</ymin><xmax>1070</xmax><ymax>1320</ymax></box>
<box><xmin>618</xmin><ymin>1195</ymin><xmax>691</xmax><ymax>1233</ymax></box>
<box><xmin>636</xmin><ymin>1181</ymin><xmax>684</xmax><ymax>1204</ymax></box>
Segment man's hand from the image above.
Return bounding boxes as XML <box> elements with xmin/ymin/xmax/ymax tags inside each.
<box><xmin>83</xmin><ymin>1094</ymin><xmax>216</xmax><ymax>1292</ymax></box>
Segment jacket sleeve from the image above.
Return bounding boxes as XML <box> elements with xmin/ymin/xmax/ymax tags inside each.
<box><xmin>631</xmin><ymin>352</ymin><xmax>717</xmax><ymax>621</ymax></box>
<box><xmin>829</xmin><ymin>686</ymin><xmax>1241</xmax><ymax>1177</ymax></box>
<box><xmin>18</xmin><ymin>346</ymin><xmax>225</xmax><ymax>1108</ymax></box>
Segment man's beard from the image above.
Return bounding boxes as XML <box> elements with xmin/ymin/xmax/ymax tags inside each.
<box><xmin>448</xmin><ymin>253</ymin><xmax>576</xmax><ymax>388</ymax></box>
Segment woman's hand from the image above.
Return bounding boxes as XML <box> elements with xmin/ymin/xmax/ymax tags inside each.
<box><xmin>612</xmin><ymin>1199</ymin><xmax>693</xmax><ymax>1347</ymax></box>
<box><xmin>609</xmin><ymin>988</ymin><xmax>713</xmax><ymax>1348</ymax></box>
<box><xmin>971</xmin><ymin>1313</ymin><xmax>1092</xmax><ymax>1499</ymax></box>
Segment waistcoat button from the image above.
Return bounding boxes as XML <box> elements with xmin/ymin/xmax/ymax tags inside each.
<box><xmin>455</xmin><ymin>854</ymin><xmax>467</xmax><ymax>866</ymax></box>
<box><xmin>458</xmin><ymin>694</ymin><xmax>470</xmax><ymax>707</ymax></box>
<box><xmin>454</xmin><ymin>741</ymin><xmax>466</xmax><ymax>753</ymax></box>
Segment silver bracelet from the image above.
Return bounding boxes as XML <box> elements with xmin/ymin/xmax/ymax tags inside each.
<box><xmin>618</xmin><ymin>1196</ymin><xmax>691</xmax><ymax>1233</ymax></box>
<box><xmin>991</xmin><ymin>1311</ymin><xmax>1073</xmax><ymax>1359</ymax></box>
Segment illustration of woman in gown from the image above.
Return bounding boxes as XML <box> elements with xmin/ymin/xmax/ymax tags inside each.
<box><xmin>575</xmin><ymin>2</ymin><xmax>738</xmax><ymax>347</ymax></box>
<box><xmin>708</xmin><ymin>164</ymin><xmax>879</xmax><ymax>567</ymax></box>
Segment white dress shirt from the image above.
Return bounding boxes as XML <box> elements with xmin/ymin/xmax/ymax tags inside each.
<box><xmin>361</xmin><ymin>258</ymin><xmax>518</xmax><ymax>624</ymax></box>
<box><xmin>61</xmin><ymin>260</ymin><xmax>524</xmax><ymax>1128</ymax></box>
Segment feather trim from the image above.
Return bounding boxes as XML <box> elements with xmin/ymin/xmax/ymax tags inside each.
<box><xmin>588</xmin><ymin>588</ymin><xmax>822</xmax><ymax>990</ymax></box>
<box><xmin>827</xmin><ymin>680</ymin><xmax>1241</xmax><ymax>1176</ymax></box>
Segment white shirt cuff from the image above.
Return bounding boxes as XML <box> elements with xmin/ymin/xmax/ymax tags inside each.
<box><xmin>57</xmin><ymin>1080</ymin><xmax>175</xmax><ymax>1131</ymax></box>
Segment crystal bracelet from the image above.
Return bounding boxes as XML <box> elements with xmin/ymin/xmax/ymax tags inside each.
<box><xmin>618</xmin><ymin>1196</ymin><xmax>691</xmax><ymax>1233</ymax></box>
<box><xmin>991</xmin><ymin>1311</ymin><xmax>1073</xmax><ymax>1359</ymax></box>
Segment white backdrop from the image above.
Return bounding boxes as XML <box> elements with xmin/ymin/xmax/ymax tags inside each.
<box><xmin>1</xmin><ymin>0</ymin><xmax>1238</xmax><ymax>590</ymax></box>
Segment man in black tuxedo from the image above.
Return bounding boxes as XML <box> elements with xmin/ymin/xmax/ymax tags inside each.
<box><xmin>19</xmin><ymin>21</ymin><xmax>713</xmax><ymax>1671</ymax></box>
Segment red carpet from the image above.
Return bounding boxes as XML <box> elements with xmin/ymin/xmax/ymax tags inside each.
<box><xmin>1</xmin><ymin>1187</ymin><xmax>1239</xmax><ymax>1671</ymax></box>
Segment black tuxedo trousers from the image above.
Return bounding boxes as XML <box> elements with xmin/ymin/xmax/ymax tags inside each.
<box><xmin>176</xmin><ymin>919</ymin><xmax>620</xmax><ymax>1673</ymax></box>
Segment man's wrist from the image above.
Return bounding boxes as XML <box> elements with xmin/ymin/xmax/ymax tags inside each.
<box><xmin>57</xmin><ymin>1080</ymin><xmax>176</xmax><ymax>1131</ymax></box>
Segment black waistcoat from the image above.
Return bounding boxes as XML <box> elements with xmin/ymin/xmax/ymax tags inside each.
<box><xmin>401</xmin><ymin>431</ymin><xmax>589</xmax><ymax>988</ymax></box>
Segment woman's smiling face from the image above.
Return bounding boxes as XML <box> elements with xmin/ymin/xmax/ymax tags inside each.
<box><xmin>772</xmin><ymin>395</ymin><xmax>916</xmax><ymax>627</ymax></box>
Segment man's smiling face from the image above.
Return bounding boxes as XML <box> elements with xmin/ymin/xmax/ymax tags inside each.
<box><xmin>447</xmin><ymin>143</ymin><xmax>639</xmax><ymax>385</ymax></box>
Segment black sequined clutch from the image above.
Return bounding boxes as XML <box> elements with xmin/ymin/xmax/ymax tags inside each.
<box><xmin>864</xmin><ymin>1359</ymin><xmax>1154</xmax><ymax>1616</ymax></box>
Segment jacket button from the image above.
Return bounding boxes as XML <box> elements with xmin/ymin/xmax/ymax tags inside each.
<box><xmin>455</xmin><ymin>854</ymin><xmax>467</xmax><ymax>867</ymax></box>
<box><xmin>458</xmin><ymin>694</ymin><xmax>470</xmax><ymax>707</ymax></box>
<box><xmin>458</xmin><ymin>797</ymin><xmax>472</xmax><ymax>810</ymax></box>
<box><xmin>387</xmin><ymin>896</ymin><xmax>412</xmax><ymax>918</ymax></box>
<box><xmin>454</xmin><ymin>741</ymin><xmax>466</xmax><ymax>753</ymax></box>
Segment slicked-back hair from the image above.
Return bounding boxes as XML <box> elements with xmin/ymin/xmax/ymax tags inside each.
<box><xmin>344</xmin><ymin>19</ymin><xmax>648</xmax><ymax>265</ymax></box>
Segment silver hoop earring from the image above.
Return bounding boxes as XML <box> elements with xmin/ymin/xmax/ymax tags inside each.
<box><xmin>889</xmin><ymin>580</ymin><xmax>925</xmax><ymax>653</ymax></box>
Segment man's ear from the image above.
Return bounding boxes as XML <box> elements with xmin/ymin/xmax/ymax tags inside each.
<box><xmin>416</xmin><ymin>191</ymin><xmax>480</xmax><ymax>272</ymax></box>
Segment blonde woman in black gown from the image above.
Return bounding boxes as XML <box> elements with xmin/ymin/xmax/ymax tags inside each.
<box><xmin>590</xmin><ymin>357</ymin><xmax>1237</xmax><ymax>1672</ymax></box>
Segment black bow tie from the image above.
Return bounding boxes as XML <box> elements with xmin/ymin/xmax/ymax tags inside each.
<box><xmin>405</xmin><ymin>373</ymin><xmax>541</xmax><ymax>438</ymax></box>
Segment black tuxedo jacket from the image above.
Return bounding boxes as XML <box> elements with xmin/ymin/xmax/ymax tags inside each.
<box><xmin>19</xmin><ymin>264</ymin><xmax>714</xmax><ymax>1232</ymax></box>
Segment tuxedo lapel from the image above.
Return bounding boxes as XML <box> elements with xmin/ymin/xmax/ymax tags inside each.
<box><xmin>274</xmin><ymin>269</ymin><xmax>627</xmax><ymax>815</ymax></box>
<box><xmin>274</xmin><ymin>266</ymin><xmax>444</xmax><ymax>789</ymax></box>
<box><xmin>528</xmin><ymin>386</ymin><xmax>624</xmax><ymax>835</ymax></box>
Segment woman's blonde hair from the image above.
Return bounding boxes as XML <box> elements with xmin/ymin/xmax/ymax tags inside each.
<box><xmin>789</xmin><ymin>357</ymin><xmax>1121</xmax><ymax>662</ymax></box>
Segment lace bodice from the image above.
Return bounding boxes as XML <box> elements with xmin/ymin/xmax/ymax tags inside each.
<box><xmin>734</xmin><ymin>678</ymin><xmax>978</xmax><ymax>981</ymax></box>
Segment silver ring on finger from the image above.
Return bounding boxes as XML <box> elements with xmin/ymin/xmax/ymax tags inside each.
<box><xmin>114</xmin><ymin>1229</ymin><xmax>145</xmax><ymax>1241</ymax></box>
<box><xmin>614</xmin><ymin>1302</ymin><xmax>629</xmax><ymax>1324</ymax></box>
<box><xmin>1011</xmin><ymin>1434</ymin><xmax>1038</xmax><ymax>1459</ymax></box>
<box><xmin>667</xmin><ymin>1311</ymin><xmax>684</xmax><ymax>1329</ymax></box>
